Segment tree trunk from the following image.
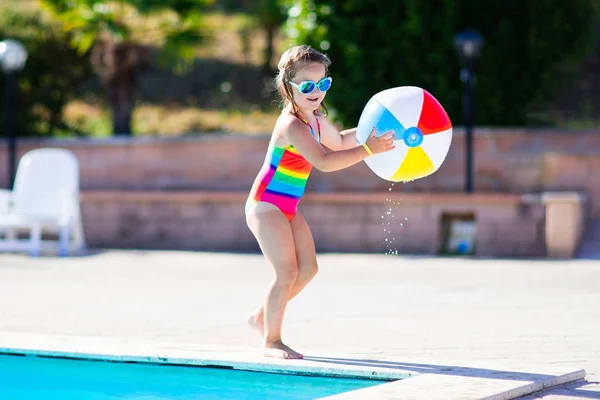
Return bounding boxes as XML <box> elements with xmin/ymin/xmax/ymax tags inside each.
<box><xmin>262</xmin><ymin>25</ymin><xmax>275</xmax><ymax>74</ymax></box>
<box><xmin>91</xmin><ymin>41</ymin><xmax>151</xmax><ymax>136</ymax></box>
<box><xmin>108</xmin><ymin>70</ymin><xmax>135</xmax><ymax>135</ymax></box>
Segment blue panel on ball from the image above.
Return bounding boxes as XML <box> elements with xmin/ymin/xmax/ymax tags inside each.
<box><xmin>356</xmin><ymin>98</ymin><xmax>405</xmax><ymax>144</ymax></box>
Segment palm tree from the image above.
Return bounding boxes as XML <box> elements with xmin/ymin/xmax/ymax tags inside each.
<box><xmin>39</xmin><ymin>0</ymin><xmax>212</xmax><ymax>135</ymax></box>
<box><xmin>225</xmin><ymin>0</ymin><xmax>287</xmax><ymax>73</ymax></box>
<box><xmin>252</xmin><ymin>0</ymin><xmax>287</xmax><ymax>74</ymax></box>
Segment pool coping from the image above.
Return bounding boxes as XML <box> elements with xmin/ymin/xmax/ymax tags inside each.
<box><xmin>0</xmin><ymin>332</ymin><xmax>586</xmax><ymax>400</ymax></box>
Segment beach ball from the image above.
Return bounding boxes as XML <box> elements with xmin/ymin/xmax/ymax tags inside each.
<box><xmin>356</xmin><ymin>86</ymin><xmax>452</xmax><ymax>182</ymax></box>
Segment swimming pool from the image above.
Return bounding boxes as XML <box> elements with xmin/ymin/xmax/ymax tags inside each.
<box><xmin>0</xmin><ymin>354</ymin><xmax>386</xmax><ymax>399</ymax></box>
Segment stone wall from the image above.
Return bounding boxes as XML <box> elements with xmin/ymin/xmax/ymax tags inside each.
<box><xmin>1</xmin><ymin>127</ymin><xmax>597</xmax><ymax>215</ymax></box>
<box><xmin>0</xmin><ymin>127</ymin><xmax>596</xmax><ymax>257</ymax></box>
<box><xmin>81</xmin><ymin>191</ymin><xmax>548</xmax><ymax>257</ymax></box>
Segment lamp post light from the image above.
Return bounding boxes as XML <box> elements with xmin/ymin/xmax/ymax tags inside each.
<box><xmin>0</xmin><ymin>39</ymin><xmax>28</xmax><ymax>189</ymax></box>
<box><xmin>454</xmin><ymin>29</ymin><xmax>483</xmax><ymax>194</ymax></box>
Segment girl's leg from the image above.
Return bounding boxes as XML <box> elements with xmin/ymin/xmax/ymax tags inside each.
<box><xmin>246</xmin><ymin>202</ymin><xmax>303</xmax><ymax>359</ymax></box>
<box><xmin>248</xmin><ymin>211</ymin><xmax>318</xmax><ymax>335</ymax></box>
<box><xmin>289</xmin><ymin>211</ymin><xmax>319</xmax><ymax>294</ymax></box>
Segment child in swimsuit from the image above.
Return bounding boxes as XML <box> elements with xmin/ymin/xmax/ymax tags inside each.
<box><xmin>245</xmin><ymin>45</ymin><xmax>395</xmax><ymax>360</ymax></box>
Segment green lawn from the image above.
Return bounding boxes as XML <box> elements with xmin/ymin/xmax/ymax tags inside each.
<box><xmin>63</xmin><ymin>101</ymin><xmax>280</xmax><ymax>137</ymax></box>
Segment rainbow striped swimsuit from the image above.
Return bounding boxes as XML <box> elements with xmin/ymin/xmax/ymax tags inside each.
<box><xmin>246</xmin><ymin>117</ymin><xmax>321</xmax><ymax>221</ymax></box>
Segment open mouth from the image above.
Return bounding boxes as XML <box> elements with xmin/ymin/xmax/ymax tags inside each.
<box><xmin>307</xmin><ymin>97</ymin><xmax>320</xmax><ymax>103</ymax></box>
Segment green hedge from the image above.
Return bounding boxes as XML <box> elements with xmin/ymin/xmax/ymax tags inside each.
<box><xmin>286</xmin><ymin>0</ymin><xmax>596</xmax><ymax>127</ymax></box>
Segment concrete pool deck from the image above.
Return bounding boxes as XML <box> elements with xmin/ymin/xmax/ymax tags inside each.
<box><xmin>0</xmin><ymin>250</ymin><xmax>598</xmax><ymax>399</ymax></box>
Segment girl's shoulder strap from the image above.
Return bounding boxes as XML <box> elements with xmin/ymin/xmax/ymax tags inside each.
<box><xmin>293</xmin><ymin>112</ymin><xmax>321</xmax><ymax>143</ymax></box>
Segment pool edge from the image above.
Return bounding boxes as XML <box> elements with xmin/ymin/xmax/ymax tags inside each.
<box><xmin>0</xmin><ymin>332</ymin><xmax>587</xmax><ymax>400</ymax></box>
<box><xmin>0</xmin><ymin>332</ymin><xmax>413</xmax><ymax>382</ymax></box>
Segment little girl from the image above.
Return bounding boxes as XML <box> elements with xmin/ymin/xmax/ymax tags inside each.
<box><xmin>245</xmin><ymin>45</ymin><xmax>395</xmax><ymax>359</ymax></box>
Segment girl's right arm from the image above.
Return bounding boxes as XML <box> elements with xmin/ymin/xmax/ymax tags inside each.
<box><xmin>284</xmin><ymin>118</ymin><xmax>395</xmax><ymax>172</ymax></box>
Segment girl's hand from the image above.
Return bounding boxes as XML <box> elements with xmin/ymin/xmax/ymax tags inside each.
<box><xmin>365</xmin><ymin>127</ymin><xmax>395</xmax><ymax>154</ymax></box>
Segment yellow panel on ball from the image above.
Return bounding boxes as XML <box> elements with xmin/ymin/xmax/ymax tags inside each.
<box><xmin>390</xmin><ymin>146</ymin><xmax>435</xmax><ymax>182</ymax></box>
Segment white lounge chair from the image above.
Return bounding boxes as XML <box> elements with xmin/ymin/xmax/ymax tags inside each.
<box><xmin>0</xmin><ymin>148</ymin><xmax>86</xmax><ymax>256</ymax></box>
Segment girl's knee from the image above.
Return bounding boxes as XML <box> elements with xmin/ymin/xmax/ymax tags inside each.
<box><xmin>274</xmin><ymin>265</ymin><xmax>299</xmax><ymax>288</ymax></box>
<box><xmin>298</xmin><ymin>263</ymin><xmax>318</xmax><ymax>282</ymax></box>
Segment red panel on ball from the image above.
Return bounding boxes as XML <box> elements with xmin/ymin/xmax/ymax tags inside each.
<box><xmin>417</xmin><ymin>90</ymin><xmax>452</xmax><ymax>135</ymax></box>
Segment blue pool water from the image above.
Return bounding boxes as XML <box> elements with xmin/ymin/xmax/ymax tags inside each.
<box><xmin>0</xmin><ymin>354</ymin><xmax>385</xmax><ymax>399</ymax></box>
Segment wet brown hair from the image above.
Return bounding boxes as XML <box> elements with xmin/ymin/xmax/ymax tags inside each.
<box><xmin>275</xmin><ymin>45</ymin><xmax>331</xmax><ymax>116</ymax></box>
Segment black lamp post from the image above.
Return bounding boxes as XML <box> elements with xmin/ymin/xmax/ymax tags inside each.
<box><xmin>454</xmin><ymin>29</ymin><xmax>483</xmax><ymax>194</ymax></box>
<box><xmin>0</xmin><ymin>39</ymin><xmax>28</xmax><ymax>189</ymax></box>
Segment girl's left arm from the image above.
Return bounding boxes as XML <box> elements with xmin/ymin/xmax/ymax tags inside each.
<box><xmin>340</xmin><ymin>127</ymin><xmax>358</xmax><ymax>150</ymax></box>
<box><xmin>319</xmin><ymin>117</ymin><xmax>360</xmax><ymax>151</ymax></box>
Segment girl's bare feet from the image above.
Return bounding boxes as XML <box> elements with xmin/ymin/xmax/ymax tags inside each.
<box><xmin>263</xmin><ymin>340</ymin><xmax>303</xmax><ymax>359</ymax></box>
<box><xmin>247</xmin><ymin>310</ymin><xmax>264</xmax><ymax>337</ymax></box>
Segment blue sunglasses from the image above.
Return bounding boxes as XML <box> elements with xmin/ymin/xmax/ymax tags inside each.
<box><xmin>288</xmin><ymin>77</ymin><xmax>333</xmax><ymax>95</ymax></box>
